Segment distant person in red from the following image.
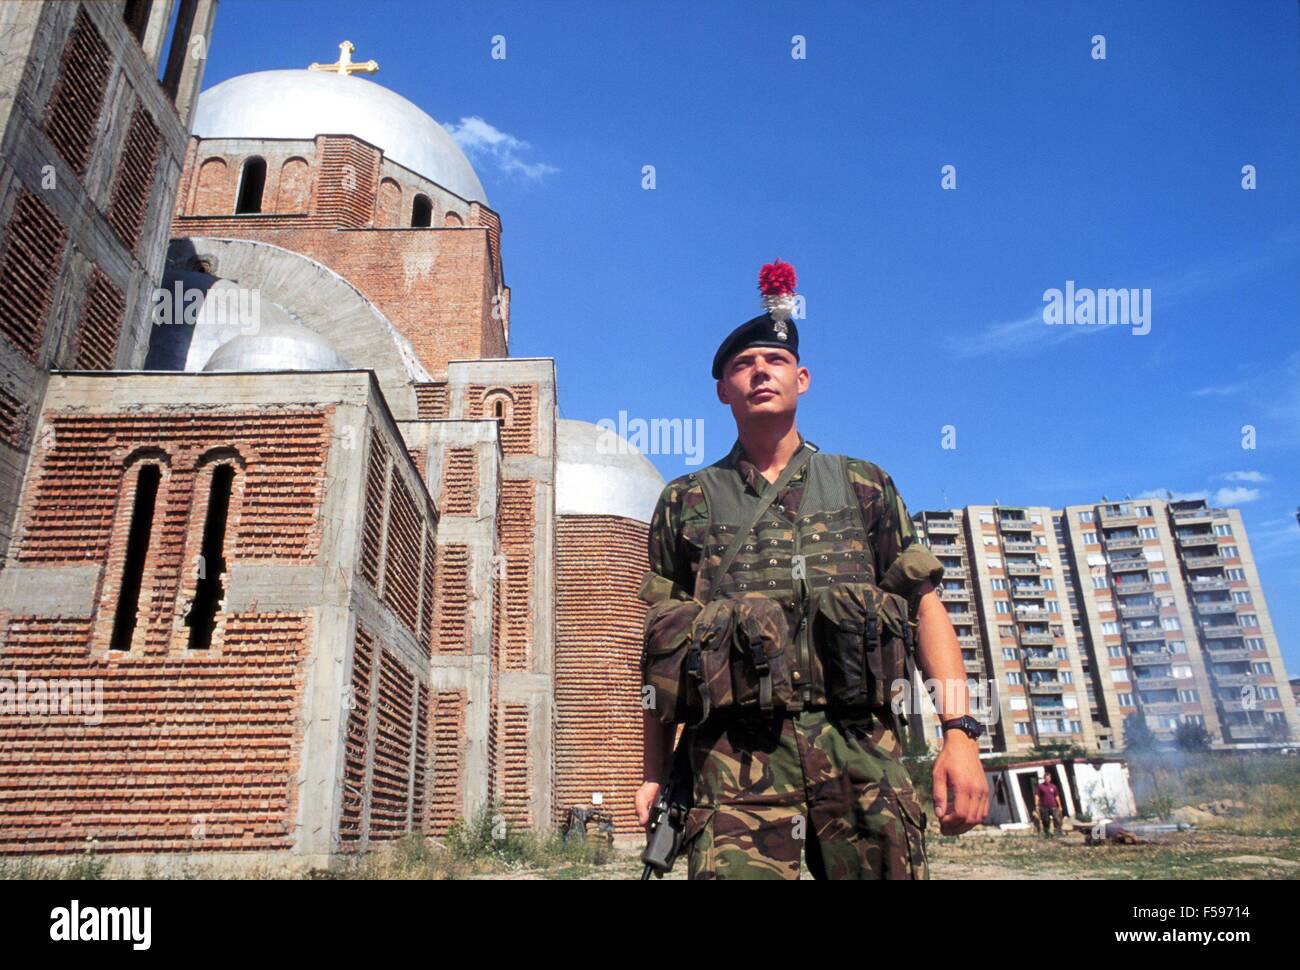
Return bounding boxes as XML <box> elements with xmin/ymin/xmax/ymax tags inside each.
<box><xmin>1035</xmin><ymin>771</ymin><xmax>1064</xmax><ymax>836</ymax></box>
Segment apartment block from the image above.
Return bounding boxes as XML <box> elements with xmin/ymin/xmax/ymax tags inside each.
<box><xmin>912</xmin><ymin>497</ymin><xmax>1299</xmax><ymax>755</ymax></box>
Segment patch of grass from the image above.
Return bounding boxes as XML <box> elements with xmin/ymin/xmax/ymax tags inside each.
<box><xmin>0</xmin><ymin>852</ymin><xmax>109</xmax><ymax>880</ymax></box>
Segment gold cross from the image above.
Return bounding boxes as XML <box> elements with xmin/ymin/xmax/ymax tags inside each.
<box><xmin>308</xmin><ymin>40</ymin><xmax>378</xmax><ymax>76</ymax></box>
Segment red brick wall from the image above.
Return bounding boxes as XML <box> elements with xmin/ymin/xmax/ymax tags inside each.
<box><xmin>427</xmin><ymin>690</ymin><xmax>465</xmax><ymax>836</ymax></box>
<box><xmin>553</xmin><ymin>516</ymin><xmax>650</xmax><ymax>833</ymax></box>
<box><xmin>73</xmin><ymin>267</ymin><xmax>124</xmax><ymax>370</ymax></box>
<box><xmin>498</xmin><ymin>703</ymin><xmax>530</xmax><ymax>828</ymax></box>
<box><xmin>42</xmin><ymin>8</ymin><xmax>111</xmax><ymax>177</ymax></box>
<box><xmin>106</xmin><ymin>102</ymin><xmax>161</xmax><ymax>256</ymax></box>
<box><xmin>413</xmin><ymin>382</ymin><xmax>448</xmax><ymax>419</ymax></box>
<box><xmin>498</xmin><ymin>480</ymin><xmax>535</xmax><ymax>671</ymax></box>
<box><xmin>339</xmin><ymin>624</ymin><xmax>374</xmax><ymax>850</ymax></box>
<box><xmin>0</xmin><ymin>612</ymin><xmax>311</xmax><ymax>855</ymax></box>
<box><xmin>0</xmin><ymin>191</ymin><xmax>69</xmax><ymax>362</ymax></box>
<box><xmin>433</xmin><ymin>544</ymin><xmax>470</xmax><ymax>655</ymax></box>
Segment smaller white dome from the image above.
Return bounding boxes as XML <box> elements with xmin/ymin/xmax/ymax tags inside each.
<box><xmin>556</xmin><ymin>419</ymin><xmax>666</xmax><ymax>523</ymax></box>
<box><xmin>203</xmin><ymin>318</ymin><xmax>350</xmax><ymax>372</ymax></box>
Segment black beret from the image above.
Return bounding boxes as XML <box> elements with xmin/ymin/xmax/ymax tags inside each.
<box><xmin>711</xmin><ymin>312</ymin><xmax>800</xmax><ymax>379</ymax></box>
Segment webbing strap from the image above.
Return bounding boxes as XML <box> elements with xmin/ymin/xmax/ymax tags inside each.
<box><xmin>709</xmin><ymin>442</ymin><xmax>816</xmax><ymax>599</ymax></box>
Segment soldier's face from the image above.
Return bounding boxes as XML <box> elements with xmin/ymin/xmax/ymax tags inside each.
<box><xmin>715</xmin><ymin>347</ymin><xmax>809</xmax><ymax>421</ymax></box>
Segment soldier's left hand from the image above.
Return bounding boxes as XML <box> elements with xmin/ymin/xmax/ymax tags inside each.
<box><xmin>932</xmin><ymin>734</ymin><xmax>989</xmax><ymax>836</ymax></box>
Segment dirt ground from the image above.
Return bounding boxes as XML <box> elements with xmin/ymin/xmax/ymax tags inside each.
<box><xmin>469</xmin><ymin>825</ymin><xmax>1300</xmax><ymax>880</ymax></box>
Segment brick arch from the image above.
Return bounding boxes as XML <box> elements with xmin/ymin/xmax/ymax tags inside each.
<box><xmin>443</xmin><ymin>210</ymin><xmax>463</xmax><ymax>227</ymax></box>
<box><xmin>194</xmin><ymin>157</ymin><xmax>230</xmax><ymax>215</ymax></box>
<box><xmin>375</xmin><ymin>177</ymin><xmax>402</xmax><ymax>228</ymax></box>
<box><xmin>275</xmin><ymin>157</ymin><xmax>312</xmax><ymax>213</ymax></box>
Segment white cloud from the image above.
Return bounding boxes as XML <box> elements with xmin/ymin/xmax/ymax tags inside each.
<box><xmin>1191</xmin><ymin>383</ymin><xmax>1244</xmax><ymax>398</ymax></box>
<box><xmin>1219</xmin><ymin>470</ymin><xmax>1268</xmax><ymax>483</ymax></box>
<box><xmin>1212</xmin><ymin>486</ymin><xmax>1260</xmax><ymax>505</ymax></box>
<box><xmin>1136</xmin><ymin>488</ymin><xmax>1208</xmax><ymax>502</ymax></box>
<box><xmin>445</xmin><ymin>116</ymin><xmax>559</xmax><ymax>182</ymax></box>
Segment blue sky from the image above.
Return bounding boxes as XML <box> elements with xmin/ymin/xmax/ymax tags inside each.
<box><xmin>202</xmin><ymin>1</ymin><xmax>1299</xmax><ymax>670</ymax></box>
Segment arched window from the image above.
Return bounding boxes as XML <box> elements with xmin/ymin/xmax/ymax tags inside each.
<box><xmin>443</xmin><ymin>210</ymin><xmax>463</xmax><ymax>227</ymax></box>
<box><xmin>235</xmin><ymin>156</ymin><xmax>267</xmax><ymax>214</ymax></box>
<box><xmin>184</xmin><ymin>462</ymin><xmax>236</xmax><ymax>650</ymax></box>
<box><xmin>411</xmin><ymin>194</ymin><xmax>433</xmax><ymax>228</ymax></box>
<box><xmin>110</xmin><ymin>463</ymin><xmax>162</xmax><ymax>651</ymax></box>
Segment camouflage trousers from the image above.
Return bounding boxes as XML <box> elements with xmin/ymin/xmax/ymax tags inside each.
<box><xmin>683</xmin><ymin>708</ymin><xmax>929</xmax><ymax>880</ymax></box>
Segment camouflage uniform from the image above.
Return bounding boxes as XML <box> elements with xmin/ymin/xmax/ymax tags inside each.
<box><xmin>645</xmin><ymin>435</ymin><xmax>943</xmax><ymax>880</ymax></box>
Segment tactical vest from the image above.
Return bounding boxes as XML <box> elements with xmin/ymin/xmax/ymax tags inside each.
<box><xmin>644</xmin><ymin>445</ymin><xmax>912</xmax><ymax>727</ymax></box>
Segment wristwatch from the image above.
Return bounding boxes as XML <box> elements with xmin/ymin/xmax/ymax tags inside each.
<box><xmin>941</xmin><ymin>715</ymin><xmax>984</xmax><ymax>741</ymax></box>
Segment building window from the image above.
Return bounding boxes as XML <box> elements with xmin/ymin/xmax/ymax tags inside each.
<box><xmin>1002</xmin><ymin>648</ymin><xmax>1017</xmax><ymax>660</ymax></box>
<box><xmin>995</xmin><ymin>601</ymin><xmax>1010</xmax><ymax>614</ymax></box>
<box><xmin>1007</xmin><ymin>672</ymin><xmax>1022</xmax><ymax>685</ymax></box>
<box><xmin>1213</xmin><ymin>524</ymin><xmax>1232</xmax><ymax>536</ymax></box>
<box><xmin>1232</xmin><ymin>590</ymin><xmax>1252</xmax><ymax>604</ymax></box>
<box><xmin>235</xmin><ymin>157</ymin><xmax>267</xmax><ymax>214</ymax></box>
<box><xmin>411</xmin><ymin>194</ymin><xmax>433</xmax><ymax>227</ymax></box>
<box><xmin>991</xmin><ymin>578</ymin><xmax>1006</xmax><ymax>590</ymax></box>
<box><xmin>1221</xmin><ymin>545</ymin><xmax>1239</xmax><ymax>559</ymax></box>
<box><xmin>123</xmin><ymin>0</ymin><xmax>152</xmax><ymax>43</ymax></box>
<box><xmin>1092</xmin><ymin>575</ymin><xmax>1108</xmax><ymax>589</ymax></box>
<box><xmin>1226</xmin><ymin>568</ymin><xmax>1245</xmax><ymax>581</ymax></box>
<box><xmin>1240</xmin><ymin>614</ymin><xmax>1259</xmax><ymax>628</ymax></box>
<box><xmin>1139</xmin><ymin>527</ymin><xmax>1158</xmax><ymax>539</ymax></box>
<box><xmin>184</xmin><ymin>464</ymin><xmax>235</xmax><ymax>649</ymax></box>
<box><xmin>1108</xmin><ymin>645</ymin><xmax>1125</xmax><ymax>657</ymax></box>
<box><xmin>110</xmin><ymin>465</ymin><xmax>162</xmax><ymax>651</ymax></box>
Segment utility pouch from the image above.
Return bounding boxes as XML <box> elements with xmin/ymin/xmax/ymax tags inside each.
<box><xmin>812</xmin><ymin>581</ymin><xmax>912</xmax><ymax>710</ymax></box>
<box><xmin>729</xmin><ymin>593</ymin><xmax>795</xmax><ymax>714</ymax></box>
<box><xmin>641</xmin><ymin>594</ymin><xmax>704</xmax><ymax>726</ymax></box>
<box><xmin>687</xmin><ymin>599</ymin><xmax>738</xmax><ymax>719</ymax></box>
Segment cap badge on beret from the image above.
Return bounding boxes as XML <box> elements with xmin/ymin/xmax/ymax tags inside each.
<box><xmin>710</xmin><ymin>259</ymin><xmax>803</xmax><ymax>378</ymax></box>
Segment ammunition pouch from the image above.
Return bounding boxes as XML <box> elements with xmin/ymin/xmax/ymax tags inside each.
<box><xmin>641</xmin><ymin>596</ymin><xmax>704</xmax><ymax>725</ymax></box>
<box><xmin>812</xmin><ymin>581</ymin><xmax>914</xmax><ymax>714</ymax></box>
<box><xmin>729</xmin><ymin>594</ymin><xmax>795</xmax><ymax>715</ymax></box>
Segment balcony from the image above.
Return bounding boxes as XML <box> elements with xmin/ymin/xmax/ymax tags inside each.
<box><xmin>1142</xmin><ymin>701</ymin><xmax>1186</xmax><ymax>715</ymax></box>
<box><xmin>1178</xmin><ymin>533</ymin><xmax>1219</xmax><ymax>548</ymax></box>
<box><xmin>1119</xmin><ymin>603</ymin><xmax>1158</xmax><ymax>619</ymax></box>
<box><xmin>1007</xmin><ymin>563</ymin><xmax>1041</xmax><ymax>576</ymax></box>
<box><xmin>1207</xmin><ymin>648</ymin><xmax>1252</xmax><ymax>663</ymax></box>
<box><xmin>1099</xmin><ymin>510</ymin><xmax>1140</xmax><ymax>526</ymax></box>
<box><xmin>929</xmin><ymin>543</ymin><xmax>964</xmax><ymax>558</ymax></box>
<box><xmin>999</xmin><ymin>517</ymin><xmax>1034</xmax><ymax>533</ymax></box>
<box><xmin>945</xmin><ymin>610</ymin><xmax>974</xmax><ymax>624</ymax></box>
<box><xmin>963</xmin><ymin>659</ymin><xmax>984</xmax><ymax>674</ymax></box>
<box><xmin>1189</xmin><ymin>577</ymin><xmax>1230</xmax><ymax>592</ymax></box>
<box><xmin>1003</xmin><ymin>540</ymin><xmax>1039</xmax><ymax>554</ymax></box>
<box><xmin>1023</xmin><ymin>654</ymin><xmax>1058</xmax><ymax>670</ymax></box>
<box><xmin>1106</xmin><ymin>536</ymin><xmax>1144</xmax><ymax>551</ymax></box>
<box><xmin>958</xmin><ymin>636</ymin><xmax>980</xmax><ymax>649</ymax></box>
<box><xmin>1213</xmin><ymin>673</ymin><xmax>1258</xmax><ymax>688</ymax></box>
<box><xmin>942</xmin><ymin>565</ymin><xmax>968</xmax><ymax>579</ymax></box>
<box><xmin>1218</xmin><ymin>700</ymin><xmax>1261</xmax><ymax>714</ymax></box>
<box><xmin>1225</xmin><ymin>723</ymin><xmax>1271</xmax><ymax>739</ymax></box>
<box><xmin>1171</xmin><ymin>506</ymin><xmax>1212</xmax><ymax>523</ymax></box>
<box><xmin>1195</xmin><ymin>601</ymin><xmax>1236</xmax><ymax>615</ymax></box>
<box><xmin>924</xmin><ymin>520</ymin><xmax>961</xmax><ymax>535</ymax></box>
<box><xmin>1110</xmin><ymin>559</ymin><xmax>1149</xmax><ymax>573</ymax></box>
<box><xmin>1114</xmin><ymin>580</ymin><xmax>1154</xmax><ymax>595</ymax></box>
<box><xmin>1130</xmin><ymin>648</ymin><xmax>1173</xmax><ymax>665</ymax></box>
<box><xmin>1184</xmin><ymin>555</ymin><xmax>1225</xmax><ymax>570</ymax></box>
<box><xmin>1028</xmin><ymin>680</ymin><xmax>1066</xmax><ymax>694</ymax></box>
<box><xmin>1134</xmin><ymin>676</ymin><xmax>1180</xmax><ymax>691</ymax></box>
<box><xmin>1011</xmin><ymin>583</ymin><xmax>1046</xmax><ymax>597</ymax></box>
<box><xmin>941</xmin><ymin>587</ymin><xmax>971</xmax><ymax>602</ymax></box>
<box><xmin>1014</xmin><ymin>607</ymin><xmax>1051</xmax><ymax>622</ymax></box>
<box><xmin>1124</xmin><ymin>627</ymin><xmax>1166</xmax><ymax>642</ymax></box>
<box><xmin>1020</xmin><ymin>631</ymin><xmax>1055</xmax><ymax>646</ymax></box>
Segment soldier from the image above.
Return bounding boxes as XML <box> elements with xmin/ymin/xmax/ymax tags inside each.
<box><xmin>635</xmin><ymin>260</ymin><xmax>989</xmax><ymax>879</ymax></box>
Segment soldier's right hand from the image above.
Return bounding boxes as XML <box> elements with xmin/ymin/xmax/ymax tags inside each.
<box><xmin>635</xmin><ymin>781</ymin><xmax>661</xmax><ymax>828</ymax></box>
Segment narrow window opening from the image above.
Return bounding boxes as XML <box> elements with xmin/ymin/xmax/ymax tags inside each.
<box><xmin>235</xmin><ymin>157</ymin><xmax>267</xmax><ymax>214</ymax></box>
<box><xmin>494</xmin><ymin>400</ymin><xmax>504</xmax><ymax>419</ymax></box>
<box><xmin>411</xmin><ymin>194</ymin><xmax>432</xmax><ymax>227</ymax></box>
<box><xmin>185</xmin><ymin>464</ymin><xmax>234</xmax><ymax>650</ymax></box>
<box><xmin>159</xmin><ymin>0</ymin><xmax>196</xmax><ymax>99</ymax></box>
<box><xmin>110</xmin><ymin>465</ymin><xmax>162</xmax><ymax>651</ymax></box>
<box><xmin>123</xmin><ymin>0</ymin><xmax>152</xmax><ymax>43</ymax></box>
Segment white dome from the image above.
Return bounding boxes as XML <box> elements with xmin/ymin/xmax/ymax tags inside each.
<box><xmin>556</xmin><ymin>419</ymin><xmax>666</xmax><ymax>523</ymax></box>
<box><xmin>193</xmin><ymin>69</ymin><xmax>488</xmax><ymax>205</ymax></box>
